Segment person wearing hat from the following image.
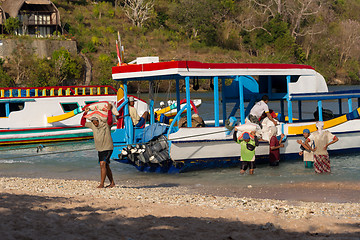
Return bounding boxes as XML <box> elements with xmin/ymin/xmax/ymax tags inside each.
<box><xmin>81</xmin><ymin>103</ymin><xmax>115</xmax><ymax>188</ymax></box>
<box><xmin>128</xmin><ymin>96</ymin><xmax>149</xmax><ymax>128</ymax></box>
<box><xmin>297</xmin><ymin>128</ymin><xmax>315</xmax><ymax>168</ymax></box>
<box><xmin>304</xmin><ymin>121</ymin><xmax>339</xmax><ymax>173</ymax></box>
<box><xmin>233</xmin><ymin>129</ymin><xmax>259</xmax><ymax>175</ymax></box>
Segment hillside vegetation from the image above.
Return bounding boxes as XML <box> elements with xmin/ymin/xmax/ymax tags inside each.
<box><xmin>1</xmin><ymin>0</ymin><xmax>360</xmax><ymax>91</ymax></box>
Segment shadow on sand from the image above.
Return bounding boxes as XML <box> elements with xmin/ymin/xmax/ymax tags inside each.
<box><xmin>0</xmin><ymin>193</ymin><xmax>359</xmax><ymax>240</ymax></box>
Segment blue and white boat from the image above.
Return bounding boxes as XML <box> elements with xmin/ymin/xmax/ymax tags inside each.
<box><xmin>111</xmin><ymin>57</ymin><xmax>360</xmax><ymax>172</ymax></box>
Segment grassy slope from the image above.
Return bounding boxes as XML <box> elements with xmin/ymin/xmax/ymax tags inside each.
<box><xmin>54</xmin><ymin>0</ymin><xmax>359</xmax><ymax>89</ymax></box>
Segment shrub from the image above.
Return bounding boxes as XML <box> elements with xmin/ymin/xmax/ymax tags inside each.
<box><xmin>4</xmin><ymin>17</ymin><xmax>20</xmax><ymax>35</ymax></box>
<box><xmin>83</xmin><ymin>41</ymin><xmax>97</xmax><ymax>53</ymax></box>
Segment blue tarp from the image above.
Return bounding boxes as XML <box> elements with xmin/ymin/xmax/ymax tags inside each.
<box><xmin>140</xmin><ymin>123</ymin><xmax>168</xmax><ymax>142</ymax></box>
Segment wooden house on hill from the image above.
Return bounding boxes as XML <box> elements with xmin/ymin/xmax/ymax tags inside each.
<box><xmin>0</xmin><ymin>0</ymin><xmax>61</xmax><ymax>37</ymax></box>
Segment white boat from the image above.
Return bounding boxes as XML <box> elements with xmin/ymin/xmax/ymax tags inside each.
<box><xmin>154</xmin><ymin>99</ymin><xmax>202</xmax><ymax>118</ymax></box>
<box><xmin>0</xmin><ymin>85</ymin><xmax>202</xmax><ymax>146</ymax></box>
<box><xmin>110</xmin><ymin>58</ymin><xmax>360</xmax><ymax>172</ymax></box>
<box><xmin>0</xmin><ymin>86</ymin><xmax>117</xmax><ymax>145</ymax></box>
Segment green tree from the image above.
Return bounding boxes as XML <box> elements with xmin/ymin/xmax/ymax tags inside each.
<box><xmin>28</xmin><ymin>58</ymin><xmax>57</xmax><ymax>87</ymax></box>
<box><xmin>52</xmin><ymin>48</ymin><xmax>83</xmax><ymax>85</ymax></box>
<box><xmin>169</xmin><ymin>0</ymin><xmax>235</xmax><ymax>46</ymax></box>
<box><xmin>93</xmin><ymin>2</ymin><xmax>113</xmax><ymax>19</ymax></box>
<box><xmin>0</xmin><ymin>59</ymin><xmax>13</xmax><ymax>87</ymax></box>
<box><xmin>8</xmin><ymin>40</ymin><xmax>36</xmax><ymax>85</ymax></box>
<box><xmin>97</xmin><ymin>54</ymin><xmax>113</xmax><ymax>85</ymax></box>
<box><xmin>4</xmin><ymin>17</ymin><xmax>20</xmax><ymax>35</ymax></box>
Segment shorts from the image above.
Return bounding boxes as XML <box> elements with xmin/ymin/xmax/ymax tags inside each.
<box><xmin>241</xmin><ymin>161</ymin><xmax>255</xmax><ymax>171</ymax></box>
<box><xmin>98</xmin><ymin>150</ymin><xmax>113</xmax><ymax>164</ymax></box>
<box><xmin>304</xmin><ymin>161</ymin><xmax>314</xmax><ymax>168</ymax></box>
<box><xmin>248</xmin><ymin>114</ymin><xmax>261</xmax><ymax>128</ymax></box>
<box><xmin>135</xmin><ymin>117</ymin><xmax>146</xmax><ymax>128</ymax></box>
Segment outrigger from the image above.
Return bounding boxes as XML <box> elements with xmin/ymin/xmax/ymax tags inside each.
<box><xmin>111</xmin><ymin>57</ymin><xmax>360</xmax><ymax>173</ymax></box>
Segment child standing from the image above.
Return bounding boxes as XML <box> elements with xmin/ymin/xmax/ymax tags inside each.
<box><xmin>296</xmin><ymin>129</ymin><xmax>315</xmax><ymax>168</ymax></box>
<box><xmin>269</xmin><ymin>126</ymin><xmax>285</xmax><ymax>166</ymax></box>
<box><xmin>233</xmin><ymin>130</ymin><xmax>259</xmax><ymax>174</ymax></box>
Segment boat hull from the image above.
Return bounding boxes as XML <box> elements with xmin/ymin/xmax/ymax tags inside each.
<box><xmin>0</xmin><ymin>85</ymin><xmax>118</xmax><ymax>145</ymax></box>
<box><xmin>0</xmin><ymin>126</ymin><xmax>94</xmax><ymax>145</ymax></box>
<box><xmin>113</xmin><ymin>119</ymin><xmax>360</xmax><ymax>173</ymax></box>
<box><xmin>167</xmin><ymin>120</ymin><xmax>360</xmax><ymax>172</ymax></box>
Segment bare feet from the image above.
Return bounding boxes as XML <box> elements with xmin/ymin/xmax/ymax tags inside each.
<box><xmin>97</xmin><ymin>184</ymin><xmax>104</xmax><ymax>188</ymax></box>
<box><xmin>105</xmin><ymin>183</ymin><xmax>115</xmax><ymax>188</ymax></box>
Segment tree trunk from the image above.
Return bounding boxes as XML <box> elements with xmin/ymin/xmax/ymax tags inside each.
<box><xmin>80</xmin><ymin>52</ymin><xmax>92</xmax><ymax>85</ymax></box>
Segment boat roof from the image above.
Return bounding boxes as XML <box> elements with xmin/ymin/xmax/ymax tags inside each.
<box><xmin>0</xmin><ymin>85</ymin><xmax>117</xmax><ymax>99</ymax></box>
<box><xmin>112</xmin><ymin>61</ymin><xmax>317</xmax><ymax>81</ymax></box>
<box><xmin>290</xmin><ymin>90</ymin><xmax>360</xmax><ymax>101</ymax></box>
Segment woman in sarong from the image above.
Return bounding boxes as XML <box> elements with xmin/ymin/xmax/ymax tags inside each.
<box><xmin>305</xmin><ymin>122</ymin><xmax>339</xmax><ymax>173</ymax></box>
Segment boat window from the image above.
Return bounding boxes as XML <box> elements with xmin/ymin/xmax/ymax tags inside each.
<box><xmin>259</xmin><ymin>75</ymin><xmax>299</xmax><ymax>93</ymax></box>
<box><xmin>0</xmin><ymin>102</ymin><xmax>24</xmax><ymax>117</ymax></box>
<box><xmin>85</xmin><ymin>101</ymin><xmax>98</xmax><ymax>105</ymax></box>
<box><xmin>0</xmin><ymin>103</ymin><xmax>5</xmax><ymax>117</ymax></box>
<box><xmin>9</xmin><ymin>102</ymin><xmax>24</xmax><ymax>112</ymax></box>
<box><xmin>259</xmin><ymin>75</ymin><xmax>300</xmax><ymax>94</ymax></box>
<box><xmin>60</xmin><ymin>103</ymin><xmax>79</xmax><ymax>112</ymax></box>
<box><xmin>271</xmin><ymin>76</ymin><xmax>288</xmax><ymax>93</ymax></box>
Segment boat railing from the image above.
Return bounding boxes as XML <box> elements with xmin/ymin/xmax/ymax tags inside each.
<box><xmin>0</xmin><ymin>85</ymin><xmax>117</xmax><ymax>98</ymax></box>
<box><xmin>166</xmin><ymin>105</ymin><xmax>187</xmax><ymax>137</ymax></box>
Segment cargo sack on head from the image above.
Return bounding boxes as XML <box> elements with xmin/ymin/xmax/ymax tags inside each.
<box><xmin>84</xmin><ymin>110</ymin><xmax>108</xmax><ymax>122</ymax></box>
<box><xmin>84</xmin><ymin>101</ymin><xmax>119</xmax><ymax>122</ymax></box>
<box><xmin>235</xmin><ymin>121</ymin><xmax>260</xmax><ymax>133</ymax></box>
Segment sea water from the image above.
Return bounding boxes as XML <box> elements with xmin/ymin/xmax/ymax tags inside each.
<box><xmin>1</xmin><ymin>86</ymin><xmax>360</xmax><ymax>188</ymax></box>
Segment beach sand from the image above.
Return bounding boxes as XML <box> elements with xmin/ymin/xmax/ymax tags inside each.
<box><xmin>1</xmin><ymin>177</ymin><xmax>359</xmax><ymax>240</ymax></box>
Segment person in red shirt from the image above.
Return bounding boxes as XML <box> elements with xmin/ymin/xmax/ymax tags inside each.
<box><xmin>269</xmin><ymin>126</ymin><xmax>285</xmax><ymax>166</ymax></box>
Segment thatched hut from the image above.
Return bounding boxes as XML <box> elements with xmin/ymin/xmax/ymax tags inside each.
<box><xmin>1</xmin><ymin>0</ymin><xmax>61</xmax><ymax>37</ymax></box>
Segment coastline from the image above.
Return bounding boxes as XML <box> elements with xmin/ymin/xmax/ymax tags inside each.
<box><xmin>187</xmin><ymin>181</ymin><xmax>360</xmax><ymax>203</ymax></box>
<box><xmin>1</xmin><ymin>177</ymin><xmax>359</xmax><ymax>239</ymax></box>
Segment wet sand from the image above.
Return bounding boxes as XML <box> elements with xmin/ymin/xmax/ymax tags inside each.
<box><xmin>1</xmin><ymin>177</ymin><xmax>359</xmax><ymax>239</ymax></box>
<box><xmin>188</xmin><ymin>181</ymin><xmax>360</xmax><ymax>203</ymax></box>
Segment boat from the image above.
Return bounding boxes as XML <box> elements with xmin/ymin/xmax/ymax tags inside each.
<box><xmin>154</xmin><ymin>99</ymin><xmax>202</xmax><ymax>119</ymax></box>
<box><xmin>0</xmin><ymin>84</ymin><xmax>202</xmax><ymax>146</ymax></box>
<box><xmin>0</xmin><ymin>85</ymin><xmax>118</xmax><ymax>145</ymax></box>
<box><xmin>110</xmin><ymin>57</ymin><xmax>360</xmax><ymax>173</ymax></box>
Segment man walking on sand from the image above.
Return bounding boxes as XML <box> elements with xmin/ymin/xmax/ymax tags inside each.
<box><xmin>81</xmin><ymin>103</ymin><xmax>115</xmax><ymax>188</ymax></box>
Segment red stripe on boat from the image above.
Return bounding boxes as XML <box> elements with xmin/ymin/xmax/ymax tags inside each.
<box><xmin>112</xmin><ymin>61</ymin><xmax>315</xmax><ymax>74</ymax></box>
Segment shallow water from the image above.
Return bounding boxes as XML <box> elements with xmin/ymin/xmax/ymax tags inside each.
<box><xmin>1</xmin><ymin>139</ymin><xmax>359</xmax><ymax>190</ymax></box>
<box><xmin>1</xmin><ymin>85</ymin><xmax>360</xmax><ymax>189</ymax></box>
